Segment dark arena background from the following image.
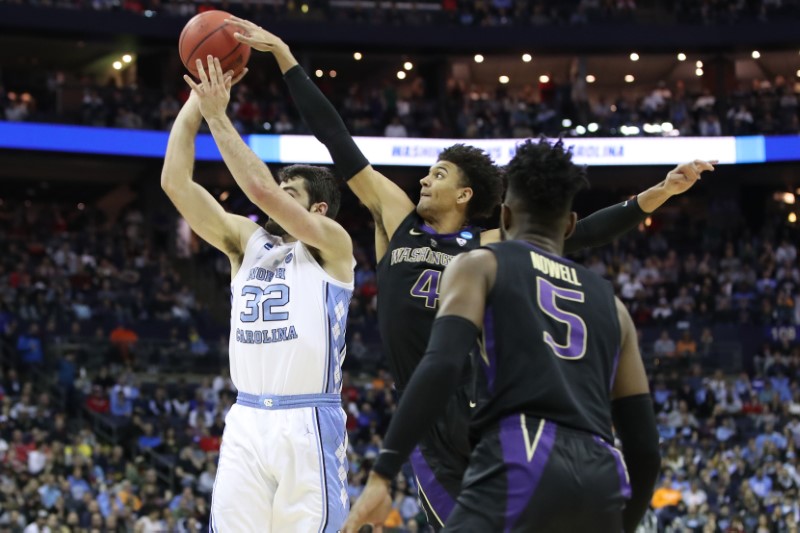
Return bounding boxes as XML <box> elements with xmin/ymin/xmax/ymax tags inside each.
<box><xmin>0</xmin><ymin>0</ymin><xmax>800</xmax><ymax>531</ymax></box>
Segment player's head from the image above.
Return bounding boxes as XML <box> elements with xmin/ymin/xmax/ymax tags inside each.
<box><xmin>501</xmin><ymin>138</ymin><xmax>588</xmax><ymax>242</ymax></box>
<box><xmin>416</xmin><ymin>144</ymin><xmax>503</xmax><ymax>223</ymax></box>
<box><xmin>264</xmin><ymin>164</ymin><xmax>341</xmax><ymax>237</ymax></box>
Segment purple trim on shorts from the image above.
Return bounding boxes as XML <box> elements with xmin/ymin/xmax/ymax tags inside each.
<box><xmin>609</xmin><ymin>348</ymin><xmax>621</xmax><ymax>390</ymax></box>
<box><xmin>409</xmin><ymin>446</ymin><xmax>456</xmax><ymax>523</ymax></box>
<box><xmin>594</xmin><ymin>436</ymin><xmax>632</xmax><ymax>499</ymax></box>
<box><xmin>482</xmin><ymin>306</ymin><xmax>498</xmax><ymax>393</ymax></box>
<box><xmin>499</xmin><ymin>416</ymin><xmax>556</xmax><ymax>532</ymax></box>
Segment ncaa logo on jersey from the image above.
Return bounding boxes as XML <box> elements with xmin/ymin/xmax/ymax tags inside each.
<box><xmin>263</xmin><ymin>399</ymin><xmax>273</xmax><ymax>407</ymax></box>
<box><xmin>457</xmin><ymin>237</ymin><xmax>467</xmax><ymax>247</ymax></box>
<box><xmin>285</xmin><ymin>253</ymin><xmax>294</xmax><ymax>264</ymax></box>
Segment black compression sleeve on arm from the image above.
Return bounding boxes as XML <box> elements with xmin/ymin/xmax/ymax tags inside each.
<box><xmin>612</xmin><ymin>393</ymin><xmax>661</xmax><ymax>533</ymax></box>
<box><xmin>372</xmin><ymin>316</ymin><xmax>479</xmax><ymax>480</ymax></box>
<box><xmin>564</xmin><ymin>197</ymin><xmax>647</xmax><ymax>254</ymax></box>
<box><xmin>282</xmin><ymin>65</ymin><xmax>369</xmax><ymax>181</ymax></box>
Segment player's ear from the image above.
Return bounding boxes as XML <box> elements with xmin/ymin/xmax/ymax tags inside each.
<box><xmin>310</xmin><ymin>201</ymin><xmax>328</xmax><ymax>216</ymax></box>
<box><xmin>564</xmin><ymin>211</ymin><xmax>578</xmax><ymax>240</ymax></box>
<box><xmin>456</xmin><ymin>186</ymin><xmax>473</xmax><ymax>206</ymax></box>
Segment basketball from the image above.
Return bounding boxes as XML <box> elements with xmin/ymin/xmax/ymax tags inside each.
<box><xmin>179</xmin><ymin>10</ymin><xmax>251</xmax><ymax>79</ymax></box>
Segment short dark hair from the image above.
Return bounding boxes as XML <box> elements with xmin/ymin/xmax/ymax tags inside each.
<box><xmin>438</xmin><ymin>144</ymin><xmax>504</xmax><ymax>220</ymax></box>
<box><xmin>276</xmin><ymin>165</ymin><xmax>341</xmax><ymax>219</ymax></box>
<box><xmin>505</xmin><ymin>138</ymin><xmax>589</xmax><ymax>220</ymax></box>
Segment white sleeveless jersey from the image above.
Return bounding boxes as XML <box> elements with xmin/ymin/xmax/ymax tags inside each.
<box><xmin>229</xmin><ymin>228</ymin><xmax>353</xmax><ymax>396</ymax></box>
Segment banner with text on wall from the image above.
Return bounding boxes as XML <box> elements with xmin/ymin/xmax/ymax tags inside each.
<box><xmin>0</xmin><ymin>122</ymin><xmax>795</xmax><ymax>166</ymax></box>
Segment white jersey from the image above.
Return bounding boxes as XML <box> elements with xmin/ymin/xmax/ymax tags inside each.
<box><xmin>229</xmin><ymin>228</ymin><xmax>353</xmax><ymax>396</ymax></box>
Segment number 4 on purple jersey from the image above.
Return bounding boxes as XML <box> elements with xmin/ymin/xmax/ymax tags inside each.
<box><xmin>411</xmin><ymin>269</ymin><xmax>441</xmax><ymax>308</ymax></box>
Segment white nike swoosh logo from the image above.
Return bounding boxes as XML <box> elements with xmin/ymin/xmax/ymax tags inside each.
<box><xmin>409</xmin><ymin>228</ymin><xmax>423</xmax><ymax>235</ymax></box>
<box><xmin>469</xmin><ymin>401</ymin><xmax>476</xmax><ymax>408</ymax></box>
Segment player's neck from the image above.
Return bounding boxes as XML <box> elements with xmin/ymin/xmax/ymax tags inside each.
<box><xmin>515</xmin><ymin>231</ymin><xmax>563</xmax><ymax>256</ymax></box>
<box><xmin>421</xmin><ymin>210</ymin><xmax>467</xmax><ymax>235</ymax></box>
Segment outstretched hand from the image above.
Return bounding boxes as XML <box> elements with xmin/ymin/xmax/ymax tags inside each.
<box><xmin>664</xmin><ymin>159</ymin><xmax>717</xmax><ymax>196</ymax></box>
<box><xmin>225</xmin><ymin>16</ymin><xmax>287</xmax><ymax>54</ymax></box>
<box><xmin>183</xmin><ymin>56</ymin><xmax>249</xmax><ymax>119</ymax></box>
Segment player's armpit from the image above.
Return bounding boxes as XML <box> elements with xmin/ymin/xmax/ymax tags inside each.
<box><xmin>348</xmin><ymin>166</ymin><xmax>415</xmax><ymax>241</ymax></box>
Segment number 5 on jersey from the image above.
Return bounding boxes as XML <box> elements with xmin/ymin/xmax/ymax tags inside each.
<box><xmin>537</xmin><ymin>277</ymin><xmax>587</xmax><ymax>360</ymax></box>
<box><xmin>411</xmin><ymin>269</ymin><xmax>441</xmax><ymax>308</ymax></box>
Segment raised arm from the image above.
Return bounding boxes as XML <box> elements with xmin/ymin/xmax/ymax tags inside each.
<box><xmin>481</xmin><ymin>160</ymin><xmax>715</xmax><ymax>248</ymax></box>
<box><xmin>226</xmin><ymin>18</ymin><xmax>415</xmax><ymax>245</ymax></box>
<box><xmin>160</xmin><ymin>92</ymin><xmax>259</xmax><ymax>273</ymax></box>
<box><xmin>185</xmin><ymin>58</ymin><xmax>353</xmax><ymax>279</ymax></box>
<box><xmin>611</xmin><ymin>297</ymin><xmax>660</xmax><ymax>533</ymax></box>
<box><xmin>566</xmin><ymin>160</ymin><xmax>716</xmax><ymax>253</ymax></box>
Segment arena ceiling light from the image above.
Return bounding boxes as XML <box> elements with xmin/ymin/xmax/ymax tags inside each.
<box><xmin>562</xmin><ymin>119</ymin><xmax>572</xmax><ymax>128</ymax></box>
<box><xmin>575</xmin><ymin>125</ymin><xmax>587</xmax><ymax>135</ymax></box>
<box><xmin>300</xmin><ymin>3</ymin><xmax>309</xmax><ymax>12</ymax></box>
<box><xmin>397</xmin><ymin>71</ymin><xmax>406</xmax><ymax>80</ymax></box>
<box><xmin>790</xmin><ymin>213</ymin><xmax>797</xmax><ymax>223</ymax></box>
<box><xmin>751</xmin><ymin>50</ymin><xmax>761</xmax><ymax>59</ymax></box>
<box><xmin>662</xmin><ymin>122</ymin><xmax>674</xmax><ymax>132</ymax></box>
<box><xmin>696</xmin><ymin>60</ymin><xmax>703</xmax><ymax>68</ymax></box>
<box><xmin>404</xmin><ymin>62</ymin><xmax>413</xmax><ymax>71</ymax></box>
<box><xmin>587</xmin><ymin>122</ymin><xmax>599</xmax><ymax>133</ymax></box>
<box><xmin>796</xmin><ymin>69</ymin><xmax>800</xmax><ymax>77</ymax></box>
<box><xmin>630</xmin><ymin>52</ymin><xmax>639</xmax><ymax>61</ymax></box>
<box><xmin>677</xmin><ymin>53</ymin><xmax>686</xmax><ymax>61</ymax></box>
<box><xmin>539</xmin><ymin>75</ymin><xmax>550</xmax><ymax>83</ymax></box>
<box><xmin>122</xmin><ymin>54</ymin><xmax>133</xmax><ymax>63</ymax></box>
<box><xmin>315</xmin><ymin>69</ymin><xmax>323</xmax><ymax>78</ymax></box>
<box><xmin>113</xmin><ymin>61</ymin><xmax>122</xmax><ymax>70</ymax></box>
<box><xmin>586</xmin><ymin>74</ymin><xmax>596</xmax><ymax>83</ymax></box>
<box><xmin>522</xmin><ymin>53</ymin><xmax>532</xmax><ymax>63</ymax></box>
<box><xmin>624</xmin><ymin>74</ymin><xmax>635</xmax><ymax>83</ymax></box>
<box><xmin>329</xmin><ymin>70</ymin><xmax>337</xmax><ymax>78</ymax></box>
<box><xmin>474</xmin><ymin>54</ymin><xmax>484</xmax><ymax>63</ymax></box>
<box><xmin>696</xmin><ymin>68</ymin><xmax>704</xmax><ymax>76</ymax></box>
<box><xmin>353</xmin><ymin>52</ymin><xmax>363</xmax><ymax>61</ymax></box>
<box><xmin>498</xmin><ymin>75</ymin><xmax>510</xmax><ymax>84</ymax></box>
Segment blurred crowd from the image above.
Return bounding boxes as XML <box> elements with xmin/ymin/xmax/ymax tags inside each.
<box><xmin>3</xmin><ymin>0</ymin><xmax>799</xmax><ymax>26</ymax></box>
<box><xmin>2</xmin><ymin>68</ymin><xmax>799</xmax><ymax>140</ymax></box>
<box><xmin>1</xmin><ymin>182</ymin><xmax>800</xmax><ymax>531</ymax></box>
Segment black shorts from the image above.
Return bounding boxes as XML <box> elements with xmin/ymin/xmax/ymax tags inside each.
<box><xmin>408</xmin><ymin>386</ymin><xmax>473</xmax><ymax>531</ymax></box>
<box><xmin>445</xmin><ymin>414</ymin><xmax>630</xmax><ymax>533</ymax></box>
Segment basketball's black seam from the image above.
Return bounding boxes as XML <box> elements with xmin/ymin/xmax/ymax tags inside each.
<box><xmin>219</xmin><ymin>42</ymin><xmax>243</xmax><ymax>64</ymax></box>
<box><xmin>185</xmin><ymin>24</ymin><xmax>228</xmax><ymax>66</ymax></box>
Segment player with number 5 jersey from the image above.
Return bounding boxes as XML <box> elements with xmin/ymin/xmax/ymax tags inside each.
<box><xmin>163</xmin><ymin>57</ymin><xmax>354</xmax><ymax>532</ymax></box>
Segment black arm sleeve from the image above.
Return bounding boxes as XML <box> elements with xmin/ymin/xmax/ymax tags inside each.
<box><xmin>563</xmin><ymin>197</ymin><xmax>648</xmax><ymax>255</ymax></box>
<box><xmin>282</xmin><ymin>65</ymin><xmax>370</xmax><ymax>181</ymax></box>
<box><xmin>372</xmin><ymin>316</ymin><xmax>479</xmax><ymax>479</ymax></box>
<box><xmin>612</xmin><ymin>394</ymin><xmax>661</xmax><ymax>533</ymax></box>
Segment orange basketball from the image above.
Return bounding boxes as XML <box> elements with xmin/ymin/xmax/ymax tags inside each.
<box><xmin>179</xmin><ymin>10</ymin><xmax>251</xmax><ymax>79</ymax></box>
